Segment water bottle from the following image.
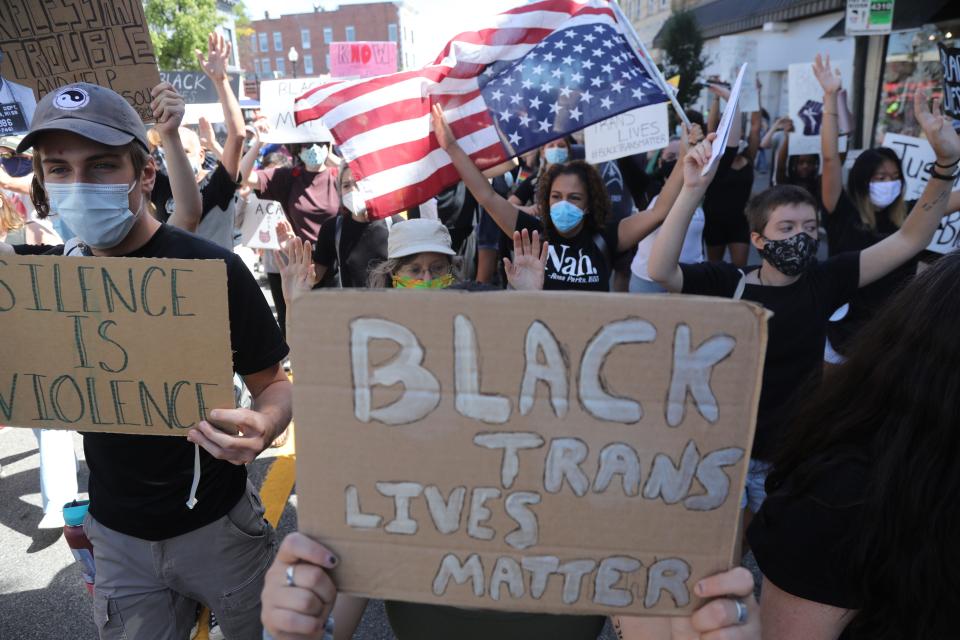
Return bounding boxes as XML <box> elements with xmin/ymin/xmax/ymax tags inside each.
<box><xmin>63</xmin><ymin>500</ymin><xmax>95</xmax><ymax>595</ymax></box>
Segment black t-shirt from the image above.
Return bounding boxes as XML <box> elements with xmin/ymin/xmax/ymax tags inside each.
<box><xmin>515</xmin><ymin>211</ymin><xmax>617</xmax><ymax>291</ymax></box>
<box><xmin>748</xmin><ymin>455</ymin><xmax>867</xmax><ymax>637</ymax></box>
<box><xmin>703</xmin><ymin>157</ymin><xmax>754</xmax><ymax>219</ymax></box>
<box><xmin>680</xmin><ymin>254</ymin><xmax>860</xmax><ymax>459</ymax></box>
<box><xmin>823</xmin><ymin>192</ymin><xmax>919</xmax><ymax>355</ymax></box>
<box><xmin>151</xmin><ymin>161</ymin><xmax>239</xmax><ymax>223</ymax></box>
<box><xmin>313</xmin><ymin>213</ymin><xmax>400</xmax><ymax>288</ymax></box>
<box><xmin>17</xmin><ymin>225</ymin><xmax>289</xmax><ymax>540</ymax></box>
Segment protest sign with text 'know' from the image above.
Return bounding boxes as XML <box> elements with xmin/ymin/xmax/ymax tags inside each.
<box><xmin>292</xmin><ymin>290</ymin><xmax>768</xmax><ymax>616</ymax></box>
<box><xmin>0</xmin><ymin>257</ymin><xmax>235</xmax><ymax>435</ymax></box>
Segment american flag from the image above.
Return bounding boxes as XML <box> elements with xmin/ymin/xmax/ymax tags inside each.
<box><xmin>294</xmin><ymin>0</ymin><xmax>670</xmax><ymax>220</ymax></box>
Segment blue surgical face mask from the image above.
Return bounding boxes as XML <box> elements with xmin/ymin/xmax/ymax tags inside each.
<box><xmin>549</xmin><ymin>200</ymin><xmax>584</xmax><ymax>233</ymax></box>
<box><xmin>544</xmin><ymin>147</ymin><xmax>569</xmax><ymax>165</ymax></box>
<box><xmin>45</xmin><ymin>182</ymin><xmax>142</xmax><ymax>249</ymax></box>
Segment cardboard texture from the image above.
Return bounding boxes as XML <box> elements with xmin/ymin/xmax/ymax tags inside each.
<box><xmin>259</xmin><ymin>78</ymin><xmax>333</xmax><ymax>143</ymax></box>
<box><xmin>584</xmin><ymin>102</ymin><xmax>669</xmax><ymax>164</ymax></box>
<box><xmin>0</xmin><ymin>256</ymin><xmax>234</xmax><ymax>435</ymax></box>
<box><xmin>329</xmin><ymin>42</ymin><xmax>398</xmax><ymax>79</ymax></box>
<box><xmin>0</xmin><ymin>0</ymin><xmax>161</xmax><ymax>128</ymax></box>
<box><xmin>292</xmin><ymin>290</ymin><xmax>768</xmax><ymax>617</ymax></box>
<box><xmin>237</xmin><ymin>195</ymin><xmax>285</xmax><ymax>250</ymax></box>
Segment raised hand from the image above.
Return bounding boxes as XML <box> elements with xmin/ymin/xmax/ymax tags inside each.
<box><xmin>680</xmin><ymin>123</ymin><xmax>704</xmax><ymax>155</ymax></box>
<box><xmin>196</xmin><ymin>31</ymin><xmax>231</xmax><ymax>82</ymax></box>
<box><xmin>812</xmin><ymin>53</ymin><xmax>842</xmax><ymax>95</ymax></box>
<box><xmin>150</xmin><ymin>82</ymin><xmax>185</xmax><ymax>135</ymax></box>
<box><xmin>915</xmin><ymin>89</ymin><xmax>960</xmax><ymax>165</ymax></box>
<box><xmin>279</xmin><ymin>236</ymin><xmax>320</xmax><ymax>305</ymax></box>
<box><xmin>504</xmin><ymin>229</ymin><xmax>549</xmax><ymax>291</ymax></box>
<box><xmin>275</xmin><ymin>219</ymin><xmax>294</xmax><ymax>252</ymax></box>
<box><xmin>683</xmin><ymin>133</ymin><xmax>718</xmax><ymax>190</ymax></box>
<box><xmin>198</xmin><ymin>116</ymin><xmax>217</xmax><ymax>152</ymax></box>
<box><xmin>707</xmin><ymin>82</ymin><xmax>731</xmax><ymax>102</ymax></box>
<box><xmin>431</xmin><ymin>102</ymin><xmax>457</xmax><ymax>151</ymax></box>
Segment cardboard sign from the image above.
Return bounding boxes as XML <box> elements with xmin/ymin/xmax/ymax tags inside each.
<box><xmin>0</xmin><ymin>256</ymin><xmax>235</xmax><ymax>435</ymax></box>
<box><xmin>584</xmin><ymin>102</ymin><xmax>669</xmax><ymax>164</ymax></box>
<box><xmin>0</xmin><ymin>0</ymin><xmax>161</xmax><ymax>123</ymax></box>
<box><xmin>845</xmin><ymin>0</ymin><xmax>895</xmax><ymax>36</ymax></box>
<box><xmin>292</xmin><ymin>290</ymin><xmax>768</xmax><ymax>616</ymax></box>
<box><xmin>238</xmin><ymin>196</ymin><xmax>285</xmax><ymax>250</ymax></box>
<box><xmin>718</xmin><ymin>37</ymin><xmax>758</xmax><ymax>112</ymax></box>
<box><xmin>329</xmin><ymin>41</ymin><xmax>398</xmax><ymax>79</ymax></box>
<box><xmin>183</xmin><ymin>103</ymin><xmax>224</xmax><ymax>126</ymax></box>
<box><xmin>259</xmin><ymin>78</ymin><xmax>334</xmax><ymax>143</ymax></box>
<box><xmin>703</xmin><ymin>63</ymin><xmax>746</xmax><ymax>176</ymax></box>
<box><xmin>787</xmin><ymin>60</ymin><xmax>851</xmax><ymax>156</ymax></box>
<box><xmin>159</xmin><ymin>71</ymin><xmax>240</xmax><ymax>105</ymax></box>
<box><xmin>940</xmin><ymin>44</ymin><xmax>960</xmax><ymax>120</ymax></box>
<box><xmin>882</xmin><ymin>133</ymin><xmax>960</xmax><ymax>200</ymax></box>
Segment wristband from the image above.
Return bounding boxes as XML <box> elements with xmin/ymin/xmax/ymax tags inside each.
<box><xmin>935</xmin><ymin>158</ymin><xmax>960</xmax><ymax>169</ymax></box>
<box><xmin>928</xmin><ymin>167</ymin><xmax>959</xmax><ymax>181</ymax></box>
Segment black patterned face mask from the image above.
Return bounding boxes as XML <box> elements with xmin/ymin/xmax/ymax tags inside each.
<box><xmin>758</xmin><ymin>232</ymin><xmax>819</xmax><ymax>276</ymax></box>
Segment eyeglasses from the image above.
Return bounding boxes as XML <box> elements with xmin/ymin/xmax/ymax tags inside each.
<box><xmin>395</xmin><ymin>263</ymin><xmax>453</xmax><ymax>280</ymax></box>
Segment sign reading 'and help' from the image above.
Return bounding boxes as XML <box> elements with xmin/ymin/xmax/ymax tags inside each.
<box><xmin>0</xmin><ymin>257</ymin><xmax>235</xmax><ymax>435</ymax></box>
<box><xmin>292</xmin><ymin>290</ymin><xmax>768</xmax><ymax>617</ymax></box>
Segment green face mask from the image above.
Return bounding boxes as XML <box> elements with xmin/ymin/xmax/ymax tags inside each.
<box><xmin>391</xmin><ymin>274</ymin><xmax>455</xmax><ymax>289</ymax></box>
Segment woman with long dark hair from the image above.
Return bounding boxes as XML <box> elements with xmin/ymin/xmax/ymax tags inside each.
<box><xmin>815</xmin><ymin>54</ymin><xmax>960</xmax><ymax>360</ymax></box>
<box><xmin>748</xmin><ymin>250</ymin><xmax>960</xmax><ymax>638</ymax></box>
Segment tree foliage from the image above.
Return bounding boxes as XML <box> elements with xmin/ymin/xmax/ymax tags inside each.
<box><xmin>146</xmin><ymin>0</ymin><xmax>223</xmax><ymax>71</ymax></box>
<box><xmin>659</xmin><ymin>10</ymin><xmax>708</xmax><ymax>108</ymax></box>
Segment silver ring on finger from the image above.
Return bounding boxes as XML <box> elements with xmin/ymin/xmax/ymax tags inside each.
<box><xmin>734</xmin><ymin>598</ymin><xmax>748</xmax><ymax>625</ymax></box>
<box><xmin>285</xmin><ymin>564</ymin><xmax>296</xmax><ymax>587</ymax></box>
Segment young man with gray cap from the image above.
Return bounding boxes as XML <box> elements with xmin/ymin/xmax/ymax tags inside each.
<box><xmin>1</xmin><ymin>81</ymin><xmax>291</xmax><ymax>640</ymax></box>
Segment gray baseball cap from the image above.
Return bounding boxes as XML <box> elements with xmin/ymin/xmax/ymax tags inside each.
<box><xmin>17</xmin><ymin>82</ymin><xmax>149</xmax><ymax>154</ymax></box>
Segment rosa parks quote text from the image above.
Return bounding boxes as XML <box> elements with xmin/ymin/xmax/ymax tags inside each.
<box><xmin>0</xmin><ymin>256</ymin><xmax>234</xmax><ymax>434</ymax></box>
<box><xmin>292</xmin><ymin>290</ymin><xmax>768</xmax><ymax>616</ymax></box>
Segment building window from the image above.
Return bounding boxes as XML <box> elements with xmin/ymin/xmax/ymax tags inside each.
<box><xmin>647</xmin><ymin>0</ymin><xmax>655</xmax><ymax>14</ymax></box>
<box><xmin>261</xmin><ymin>58</ymin><xmax>271</xmax><ymax>73</ymax></box>
<box><xmin>251</xmin><ymin>34</ymin><xmax>258</xmax><ymax>53</ymax></box>
<box><xmin>259</xmin><ymin>32</ymin><xmax>268</xmax><ymax>52</ymax></box>
<box><xmin>275</xmin><ymin>58</ymin><xmax>285</xmax><ymax>76</ymax></box>
<box><xmin>345</xmin><ymin>26</ymin><xmax>356</xmax><ymax>41</ymax></box>
<box><xmin>303</xmin><ymin>54</ymin><xmax>314</xmax><ymax>75</ymax></box>
<box><xmin>325</xmin><ymin>53</ymin><xmax>331</xmax><ymax>71</ymax></box>
<box><xmin>660</xmin><ymin>0</ymin><xmax>669</xmax><ymax>8</ymax></box>
<box><xmin>301</xmin><ymin>28</ymin><xmax>311</xmax><ymax>49</ymax></box>
<box><xmin>323</xmin><ymin>27</ymin><xmax>333</xmax><ymax>43</ymax></box>
<box><xmin>222</xmin><ymin>27</ymin><xmax>236</xmax><ymax>65</ymax></box>
<box><xmin>254</xmin><ymin>58</ymin><xmax>261</xmax><ymax>75</ymax></box>
<box><xmin>388</xmin><ymin>23</ymin><xmax>398</xmax><ymax>42</ymax></box>
<box><xmin>273</xmin><ymin>32</ymin><xmax>282</xmax><ymax>52</ymax></box>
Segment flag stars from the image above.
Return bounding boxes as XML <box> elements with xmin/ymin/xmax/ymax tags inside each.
<box><xmin>529</xmin><ymin>96</ymin><xmax>543</xmax><ymax>110</ymax></box>
<box><xmin>632</xmin><ymin>87</ymin><xmax>644</xmax><ymax>100</ymax></box>
<box><xmin>569</xmin><ymin>106</ymin><xmax>582</xmax><ymax>121</ymax></box>
<box><xmin>570</xmin><ymin>71</ymin><xmax>583</xmax><ymax>83</ymax></box>
<box><xmin>510</xmin><ymin>93</ymin><xmax>522</xmax><ymax>105</ymax></box>
<box><xmin>590</xmin><ymin>76</ymin><xmax>603</xmax><ymax>88</ymax></box>
<box><xmin>508</xmin><ymin>131</ymin><xmax>522</xmax><ymax>146</ymax></box>
<box><xmin>593</xmin><ymin>48</ymin><xmax>604</xmax><ymax>57</ymax></box>
<box><xmin>554</xmin><ymin>40</ymin><xmax>567</xmax><ymax>50</ymax></box>
<box><xmin>521</xmin><ymin>79</ymin><xmax>534</xmax><ymax>90</ymax></box>
<box><xmin>603</xmin><ymin>39</ymin><xmax>615</xmax><ymax>49</ymax></box>
<box><xmin>551</xmin><ymin>68</ymin><xmax>564</xmax><ymax>79</ymax></box>
<box><xmin>490</xmin><ymin>89</ymin><xmax>503</xmax><ymax>102</ymax></box>
<box><xmin>549</xmin><ymin>101</ymin><xmax>562</xmax><ymax>114</ymax></box>
<box><xmin>540</xmin><ymin>81</ymin><xmax>553</xmax><ymax>93</ymax></box>
<box><xmin>601</xmin><ymin>63</ymin><xmax>614</xmax><ymax>74</ymax></box>
<box><xmin>582</xmin><ymin>60</ymin><xmax>595</xmax><ymax>70</ymax></box>
<box><xmin>532</xmin><ymin>64</ymin><xmax>544</xmax><ymax>75</ymax></box>
<box><xmin>537</xmin><ymin>118</ymin><xmax>552</xmax><ymax>132</ymax></box>
<box><xmin>499</xmin><ymin>110</ymin><xmax>512</xmax><ymax>122</ymax></box>
<box><xmin>600</xmin><ymin>96</ymin><xmax>613</xmax><ymax>110</ymax></box>
<box><xmin>584</xmin><ymin>33</ymin><xmax>596</xmax><ymax>43</ymax></box>
<box><xmin>542</xmin><ymin>52</ymin><xmax>556</xmax><ymax>63</ymax></box>
<box><xmin>562</xmin><ymin>55</ymin><xmax>574</xmax><ymax>66</ymax></box>
<box><xmin>559</xmin><ymin>85</ymin><xmax>573</xmax><ymax>98</ymax></box>
<box><xmin>610</xmin><ymin>80</ymin><xmax>624</xmax><ymax>93</ymax></box>
<box><xmin>594</xmin><ymin>25</ymin><xmax>606</xmax><ymax>33</ymax></box>
<box><xmin>580</xmin><ymin>89</ymin><xmax>594</xmax><ymax>103</ymax></box>
<box><xmin>502</xmin><ymin>76</ymin><xmax>514</xmax><ymax>86</ymax></box>
<box><xmin>519</xmin><ymin>113</ymin><xmax>532</xmax><ymax>127</ymax></box>
<box><xmin>573</xmin><ymin>43</ymin><xmax>585</xmax><ymax>54</ymax></box>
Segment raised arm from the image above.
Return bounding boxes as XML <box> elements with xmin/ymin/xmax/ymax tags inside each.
<box><xmin>860</xmin><ymin>91</ymin><xmax>960</xmax><ymax>287</ymax></box>
<box><xmin>761</xmin><ymin>116</ymin><xmax>791</xmax><ymax>150</ymax></box>
<box><xmin>240</xmin><ymin>120</ymin><xmax>267</xmax><ymax>188</ymax></box>
<box><xmin>198</xmin><ymin>117</ymin><xmax>224</xmax><ymax>159</ymax></box>
<box><xmin>774</xmin><ymin>131</ymin><xmax>791</xmax><ymax>186</ymax></box>
<box><xmin>647</xmin><ymin>134</ymin><xmax>719</xmax><ymax>292</ymax></box>
<box><xmin>813</xmin><ymin>54</ymin><xmax>843</xmax><ymax>213</ymax></box>
<box><xmin>616</xmin><ymin>124</ymin><xmax>703</xmax><ymax>252</ymax></box>
<box><xmin>150</xmin><ymin>82</ymin><xmax>201</xmax><ymax>232</ymax></box>
<box><xmin>707</xmin><ymin>81</ymin><xmax>722</xmax><ymax>134</ymax></box>
<box><xmin>744</xmin><ymin>111</ymin><xmax>762</xmax><ymax>163</ymax></box>
<box><xmin>198</xmin><ymin>32</ymin><xmax>244</xmax><ymax>179</ymax></box>
<box><xmin>433</xmin><ymin>103</ymin><xmax>519</xmax><ymax>234</ymax></box>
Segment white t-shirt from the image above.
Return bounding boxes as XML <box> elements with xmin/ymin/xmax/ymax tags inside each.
<box><xmin>630</xmin><ymin>195</ymin><xmax>705</xmax><ymax>282</ymax></box>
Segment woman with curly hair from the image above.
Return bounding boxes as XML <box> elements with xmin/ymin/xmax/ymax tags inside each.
<box><xmin>432</xmin><ymin>104</ymin><xmax>688</xmax><ymax>291</ymax></box>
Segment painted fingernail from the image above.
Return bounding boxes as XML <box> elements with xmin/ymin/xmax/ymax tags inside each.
<box><xmin>328</xmin><ymin>554</ymin><xmax>338</xmax><ymax>566</ymax></box>
<box><xmin>694</xmin><ymin>581</ymin><xmax>705</xmax><ymax>596</ymax></box>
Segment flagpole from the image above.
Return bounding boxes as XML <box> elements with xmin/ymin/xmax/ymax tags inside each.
<box><xmin>609</xmin><ymin>0</ymin><xmax>692</xmax><ymax>128</ymax></box>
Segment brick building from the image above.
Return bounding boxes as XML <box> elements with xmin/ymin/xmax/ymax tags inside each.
<box><xmin>241</xmin><ymin>1</ymin><xmax>414</xmax><ymax>90</ymax></box>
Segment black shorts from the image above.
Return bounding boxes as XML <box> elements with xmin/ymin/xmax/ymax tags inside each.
<box><xmin>703</xmin><ymin>206</ymin><xmax>750</xmax><ymax>247</ymax></box>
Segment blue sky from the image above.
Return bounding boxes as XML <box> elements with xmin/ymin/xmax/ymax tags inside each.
<box><xmin>243</xmin><ymin>0</ymin><xmax>530</xmax><ymax>65</ymax></box>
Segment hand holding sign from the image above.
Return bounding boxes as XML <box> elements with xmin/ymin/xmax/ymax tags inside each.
<box><xmin>188</xmin><ymin>405</ymin><xmax>283</xmax><ymax>465</ymax></box>
<box><xmin>702</xmin><ymin>64</ymin><xmax>747</xmax><ymax>176</ymax></box>
<box><xmin>686</xmin><ymin>134</ymin><xmax>719</xmax><ymax>186</ymax></box>
<box><xmin>262</xmin><ymin>533</ymin><xmax>338</xmax><ymax>639</ymax></box>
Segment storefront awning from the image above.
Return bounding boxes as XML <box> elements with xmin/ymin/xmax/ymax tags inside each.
<box><xmin>653</xmin><ymin>0</ymin><xmax>845</xmax><ymax>46</ymax></box>
<box><xmin>821</xmin><ymin>0</ymin><xmax>959</xmax><ymax>38</ymax></box>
